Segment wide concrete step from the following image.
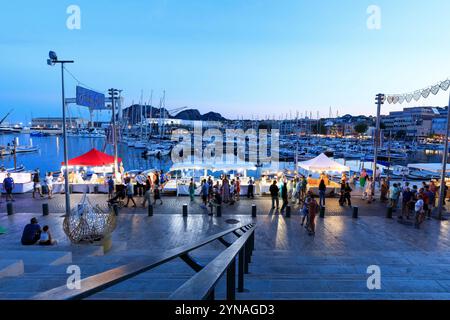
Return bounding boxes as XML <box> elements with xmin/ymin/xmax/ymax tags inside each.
<box><xmin>248</xmin><ymin>264</ymin><xmax>450</xmax><ymax>278</ymax></box>
<box><xmin>250</xmin><ymin>255</ymin><xmax>450</xmax><ymax>266</ymax></box>
<box><xmin>2</xmin><ymin>250</ymin><xmax>72</xmax><ymax>268</ymax></box>
<box><xmin>0</xmin><ymin>260</ymin><xmax>24</xmax><ymax>278</ymax></box>
<box><xmin>236</xmin><ymin>291</ymin><xmax>450</xmax><ymax>300</ymax></box>
<box><xmin>238</xmin><ymin>278</ymin><xmax>448</xmax><ymax>294</ymax></box>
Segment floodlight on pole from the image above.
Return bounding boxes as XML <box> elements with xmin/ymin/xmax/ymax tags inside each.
<box><xmin>47</xmin><ymin>50</ymin><xmax>74</xmax><ymax>217</ymax></box>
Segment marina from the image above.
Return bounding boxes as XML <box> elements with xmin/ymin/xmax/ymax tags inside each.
<box><xmin>3</xmin><ymin>0</ymin><xmax>450</xmax><ymax>308</ymax></box>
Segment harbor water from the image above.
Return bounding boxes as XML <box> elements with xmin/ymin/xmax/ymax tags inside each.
<box><xmin>0</xmin><ymin>133</ymin><xmax>445</xmax><ymax>175</ymax></box>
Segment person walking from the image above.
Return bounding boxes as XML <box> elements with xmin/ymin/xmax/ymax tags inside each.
<box><xmin>301</xmin><ymin>193</ymin><xmax>312</xmax><ymax>227</ymax></box>
<box><xmin>424</xmin><ymin>186</ymin><xmax>434</xmax><ymax>220</ymax></box>
<box><xmin>366</xmin><ymin>177</ymin><xmax>374</xmax><ymax>204</ymax></box>
<box><xmin>269</xmin><ymin>180</ymin><xmax>280</xmax><ymax>210</ymax></box>
<box><xmin>124</xmin><ymin>181</ymin><xmax>137</xmax><ymax>208</ymax></box>
<box><xmin>201</xmin><ymin>179</ymin><xmax>209</xmax><ymax>205</ymax></box>
<box><xmin>380</xmin><ymin>179</ymin><xmax>388</xmax><ymax>202</ymax></box>
<box><xmin>287</xmin><ymin>179</ymin><xmax>294</xmax><ymax>199</ymax></box>
<box><xmin>429</xmin><ymin>181</ymin><xmax>438</xmax><ymax>207</ymax></box>
<box><xmin>229</xmin><ymin>180</ymin><xmax>236</xmax><ymax>204</ymax></box>
<box><xmin>339</xmin><ymin>181</ymin><xmax>345</xmax><ymax>206</ymax></box>
<box><xmin>400</xmin><ymin>187</ymin><xmax>413</xmax><ymax>220</ymax></box>
<box><xmin>359</xmin><ymin>169</ymin><xmax>367</xmax><ymax>188</ymax></box>
<box><xmin>3</xmin><ymin>173</ymin><xmax>15</xmax><ymax>202</ymax></box>
<box><xmin>207</xmin><ymin>177</ymin><xmax>214</xmax><ymax>201</ymax></box>
<box><xmin>222</xmin><ymin>177</ymin><xmax>230</xmax><ymax>203</ymax></box>
<box><xmin>308</xmin><ymin>196</ymin><xmax>319</xmax><ymax>236</ymax></box>
<box><xmin>301</xmin><ymin>175</ymin><xmax>308</xmax><ymax>202</ymax></box>
<box><xmin>32</xmin><ymin>170</ymin><xmax>43</xmax><ymax>199</ymax></box>
<box><xmin>414</xmin><ymin>194</ymin><xmax>425</xmax><ymax>229</ymax></box>
<box><xmin>189</xmin><ymin>178</ymin><xmax>196</xmax><ymax>202</ymax></box>
<box><xmin>389</xmin><ymin>183</ymin><xmax>400</xmax><ymax>211</ymax></box>
<box><xmin>135</xmin><ymin>173</ymin><xmax>146</xmax><ymax>197</ymax></box>
<box><xmin>107</xmin><ymin>176</ymin><xmax>115</xmax><ymax>200</ymax></box>
<box><xmin>344</xmin><ymin>182</ymin><xmax>352</xmax><ymax>207</ymax></box>
<box><xmin>153</xmin><ymin>184</ymin><xmax>163</xmax><ymax>205</ymax></box>
<box><xmin>247</xmin><ymin>178</ymin><xmax>255</xmax><ymax>199</ymax></box>
<box><xmin>235</xmin><ymin>177</ymin><xmax>241</xmax><ymax>201</ymax></box>
<box><xmin>45</xmin><ymin>172</ymin><xmax>53</xmax><ymax>199</ymax></box>
<box><xmin>280</xmin><ymin>181</ymin><xmax>289</xmax><ymax>213</ymax></box>
<box><xmin>318</xmin><ymin>179</ymin><xmax>326</xmax><ymax>207</ymax></box>
<box><xmin>142</xmin><ymin>186</ymin><xmax>152</xmax><ymax>208</ymax></box>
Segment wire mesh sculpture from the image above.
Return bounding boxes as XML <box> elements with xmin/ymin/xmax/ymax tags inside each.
<box><xmin>63</xmin><ymin>194</ymin><xmax>116</xmax><ymax>243</ymax></box>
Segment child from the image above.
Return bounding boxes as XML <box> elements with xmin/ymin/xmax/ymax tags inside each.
<box><xmin>414</xmin><ymin>195</ymin><xmax>425</xmax><ymax>229</ymax></box>
<box><xmin>301</xmin><ymin>193</ymin><xmax>312</xmax><ymax>227</ymax></box>
<box><xmin>39</xmin><ymin>225</ymin><xmax>56</xmax><ymax>246</ymax></box>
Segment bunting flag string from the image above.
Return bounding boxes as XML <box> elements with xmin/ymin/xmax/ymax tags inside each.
<box><xmin>386</xmin><ymin>79</ymin><xmax>450</xmax><ymax>104</ymax></box>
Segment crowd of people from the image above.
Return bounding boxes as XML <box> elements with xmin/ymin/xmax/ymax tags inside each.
<box><xmin>349</xmin><ymin>169</ymin><xmax>448</xmax><ymax>229</ymax></box>
<box><xmin>193</xmin><ymin>175</ymin><xmax>255</xmax><ymax>207</ymax></box>
<box><xmin>107</xmin><ymin>170</ymin><xmax>166</xmax><ymax>208</ymax></box>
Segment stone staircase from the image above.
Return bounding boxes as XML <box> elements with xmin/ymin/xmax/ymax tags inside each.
<box><xmin>235</xmin><ymin>250</ymin><xmax>450</xmax><ymax>300</ymax></box>
<box><xmin>0</xmin><ymin>245</ymin><xmax>228</xmax><ymax>300</ymax></box>
<box><xmin>2</xmin><ymin>244</ymin><xmax>450</xmax><ymax>300</ymax></box>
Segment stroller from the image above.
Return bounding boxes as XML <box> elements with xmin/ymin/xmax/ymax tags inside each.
<box><xmin>208</xmin><ymin>191</ymin><xmax>223</xmax><ymax>215</ymax></box>
<box><xmin>107</xmin><ymin>188</ymin><xmax>126</xmax><ymax>209</ymax></box>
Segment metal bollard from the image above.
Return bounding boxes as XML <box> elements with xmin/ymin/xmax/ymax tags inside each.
<box><xmin>252</xmin><ymin>204</ymin><xmax>257</xmax><ymax>218</ymax></box>
<box><xmin>183</xmin><ymin>204</ymin><xmax>188</xmax><ymax>217</ymax></box>
<box><xmin>286</xmin><ymin>205</ymin><xmax>291</xmax><ymax>218</ymax></box>
<box><xmin>42</xmin><ymin>203</ymin><xmax>49</xmax><ymax>216</ymax></box>
<box><xmin>352</xmin><ymin>206</ymin><xmax>359</xmax><ymax>219</ymax></box>
<box><xmin>386</xmin><ymin>207</ymin><xmax>393</xmax><ymax>219</ymax></box>
<box><xmin>217</xmin><ymin>205</ymin><xmax>222</xmax><ymax>217</ymax></box>
<box><xmin>7</xmin><ymin>203</ymin><xmax>14</xmax><ymax>216</ymax></box>
<box><xmin>147</xmin><ymin>204</ymin><xmax>153</xmax><ymax>217</ymax></box>
<box><xmin>113</xmin><ymin>204</ymin><xmax>119</xmax><ymax>216</ymax></box>
<box><xmin>320</xmin><ymin>206</ymin><xmax>325</xmax><ymax>218</ymax></box>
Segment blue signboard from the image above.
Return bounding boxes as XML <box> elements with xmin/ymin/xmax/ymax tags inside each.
<box><xmin>76</xmin><ymin>86</ymin><xmax>105</xmax><ymax>110</ymax></box>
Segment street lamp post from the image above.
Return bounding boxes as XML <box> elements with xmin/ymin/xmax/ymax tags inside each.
<box><xmin>47</xmin><ymin>51</ymin><xmax>74</xmax><ymax>216</ymax></box>
<box><xmin>373</xmin><ymin>93</ymin><xmax>385</xmax><ymax>186</ymax></box>
<box><xmin>108</xmin><ymin>88</ymin><xmax>120</xmax><ymax>175</ymax></box>
<box><xmin>437</xmin><ymin>94</ymin><xmax>450</xmax><ymax>220</ymax></box>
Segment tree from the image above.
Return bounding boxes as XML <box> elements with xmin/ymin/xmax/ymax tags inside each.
<box><xmin>354</xmin><ymin>123</ymin><xmax>368</xmax><ymax>136</ymax></box>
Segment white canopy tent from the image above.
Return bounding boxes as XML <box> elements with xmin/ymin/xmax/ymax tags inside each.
<box><xmin>298</xmin><ymin>153</ymin><xmax>350</xmax><ymax>173</ymax></box>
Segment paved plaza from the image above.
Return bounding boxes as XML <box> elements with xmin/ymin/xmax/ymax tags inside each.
<box><xmin>1</xmin><ymin>190</ymin><xmax>450</xmax><ymax>300</ymax></box>
<box><xmin>3</xmin><ymin>185</ymin><xmax>449</xmax><ymax>217</ymax></box>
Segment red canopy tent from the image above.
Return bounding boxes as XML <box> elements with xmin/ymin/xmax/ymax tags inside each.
<box><xmin>62</xmin><ymin>148</ymin><xmax>121</xmax><ymax>167</ymax></box>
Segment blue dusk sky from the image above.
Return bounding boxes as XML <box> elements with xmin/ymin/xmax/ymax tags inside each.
<box><xmin>1</xmin><ymin>0</ymin><xmax>450</xmax><ymax>123</ymax></box>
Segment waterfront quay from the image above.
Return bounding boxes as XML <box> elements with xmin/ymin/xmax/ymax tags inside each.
<box><xmin>2</xmin><ymin>187</ymin><xmax>450</xmax><ymax>300</ymax></box>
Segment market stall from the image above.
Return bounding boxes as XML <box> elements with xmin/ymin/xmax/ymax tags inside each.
<box><xmin>54</xmin><ymin>148</ymin><xmax>121</xmax><ymax>194</ymax></box>
<box><xmin>0</xmin><ymin>172</ymin><xmax>33</xmax><ymax>194</ymax></box>
<box><xmin>298</xmin><ymin>153</ymin><xmax>350</xmax><ymax>196</ymax></box>
<box><xmin>167</xmin><ymin>161</ymin><xmax>258</xmax><ymax>196</ymax></box>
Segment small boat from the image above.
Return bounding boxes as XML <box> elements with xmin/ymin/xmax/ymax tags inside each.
<box><xmin>407</xmin><ymin>170</ymin><xmax>440</xmax><ymax>180</ymax></box>
<box><xmin>132</xmin><ymin>141</ymin><xmax>148</xmax><ymax>149</ymax></box>
<box><xmin>14</xmin><ymin>146</ymin><xmax>39</xmax><ymax>154</ymax></box>
<box><xmin>4</xmin><ymin>164</ymin><xmax>26</xmax><ymax>172</ymax></box>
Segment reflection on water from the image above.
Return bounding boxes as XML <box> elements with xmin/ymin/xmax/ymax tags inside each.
<box><xmin>0</xmin><ymin>134</ymin><xmax>172</xmax><ymax>173</ymax></box>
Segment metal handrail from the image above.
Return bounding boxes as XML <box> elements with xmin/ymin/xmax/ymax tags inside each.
<box><xmin>169</xmin><ymin>224</ymin><xmax>255</xmax><ymax>300</ymax></box>
<box><xmin>33</xmin><ymin>222</ymin><xmax>255</xmax><ymax>300</ymax></box>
